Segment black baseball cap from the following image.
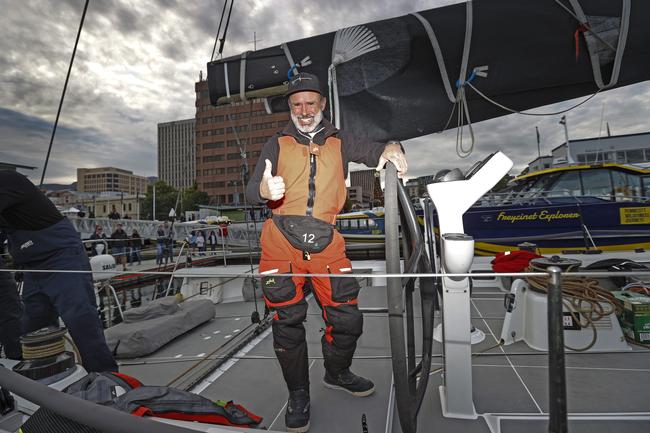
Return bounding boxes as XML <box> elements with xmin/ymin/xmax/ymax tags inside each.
<box><xmin>285</xmin><ymin>72</ymin><xmax>323</xmax><ymax>97</ymax></box>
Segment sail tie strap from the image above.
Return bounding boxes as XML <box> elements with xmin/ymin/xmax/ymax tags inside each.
<box><xmin>281</xmin><ymin>43</ymin><xmax>296</xmax><ymax>71</ymax></box>
<box><xmin>223</xmin><ymin>63</ymin><xmax>231</xmax><ymax>98</ymax></box>
<box><xmin>559</xmin><ymin>0</ymin><xmax>631</xmax><ymax>90</ymax></box>
<box><xmin>239</xmin><ymin>52</ymin><xmax>248</xmax><ymax>102</ymax></box>
<box><xmin>412</xmin><ymin>1</ymin><xmax>480</xmax><ymax>158</ymax></box>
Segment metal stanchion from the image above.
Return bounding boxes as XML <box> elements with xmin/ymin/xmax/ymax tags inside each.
<box><xmin>547</xmin><ymin>266</ymin><xmax>568</xmax><ymax>433</ymax></box>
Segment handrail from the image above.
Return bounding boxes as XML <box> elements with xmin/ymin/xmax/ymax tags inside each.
<box><xmin>384</xmin><ymin>163</ymin><xmax>436</xmax><ymax>433</ymax></box>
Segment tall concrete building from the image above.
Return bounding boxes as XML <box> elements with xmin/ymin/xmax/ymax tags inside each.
<box><xmin>195</xmin><ymin>79</ymin><xmax>290</xmax><ymax>205</ymax></box>
<box><xmin>349</xmin><ymin>169</ymin><xmax>381</xmax><ymax>208</ymax></box>
<box><xmin>77</xmin><ymin>167</ymin><xmax>147</xmax><ymax>195</ymax></box>
<box><xmin>158</xmin><ymin>118</ymin><xmax>196</xmax><ymax>189</ymax></box>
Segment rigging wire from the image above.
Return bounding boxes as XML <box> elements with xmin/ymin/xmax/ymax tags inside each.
<box><xmin>210</xmin><ymin>0</ymin><xmax>229</xmax><ymax>61</ymax></box>
<box><xmin>40</xmin><ymin>0</ymin><xmax>89</xmax><ymax>186</ymax></box>
<box><xmin>218</xmin><ymin>0</ymin><xmax>235</xmax><ymax>57</ymax></box>
<box><xmin>223</xmin><ymin>102</ymin><xmax>262</xmax><ymax>321</ymax></box>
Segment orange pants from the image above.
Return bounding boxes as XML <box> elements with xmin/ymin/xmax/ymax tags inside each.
<box><xmin>259</xmin><ymin>218</ymin><xmax>363</xmax><ymax>391</ymax></box>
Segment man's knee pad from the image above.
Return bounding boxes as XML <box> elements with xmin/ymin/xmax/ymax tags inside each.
<box><xmin>271</xmin><ymin>301</ymin><xmax>308</xmax><ymax>350</ymax></box>
<box><xmin>323</xmin><ymin>304</ymin><xmax>363</xmax><ymax>349</ymax></box>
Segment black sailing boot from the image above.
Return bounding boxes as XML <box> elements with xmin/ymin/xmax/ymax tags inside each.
<box><xmin>285</xmin><ymin>388</ymin><xmax>310</xmax><ymax>433</ymax></box>
<box><xmin>323</xmin><ymin>369</ymin><xmax>375</xmax><ymax>397</ymax></box>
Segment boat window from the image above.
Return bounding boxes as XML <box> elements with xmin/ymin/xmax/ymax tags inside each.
<box><xmin>642</xmin><ymin>176</ymin><xmax>650</xmax><ymax>202</ymax></box>
<box><xmin>368</xmin><ymin>219</ymin><xmax>376</xmax><ymax>227</ymax></box>
<box><xmin>358</xmin><ymin>219</ymin><xmax>368</xmax><ymax>229</ymax></box>
<box><xmin>580</xmin><ymin>169</ymin><xmax>613</xmax><ymax>200</ymax></box>
<box><xmin>519</xmin><ymin>172</ymin><xmax>562</xmax><ymax>198</ymax></box>
<box><xmin>626</xmin><ymin>149</ymin><xmax>645</xmax><ymax>164</ymax></box>
<box><xmin>339</xmin><ymin>219</ymin><xmax>349</xmax><ymax>229</ymax></box>
<box><xmin>543</xmin><ymin>172</ymin><xmax>580</xmax><ymax>197</ymax></box>
<box><xmin>611</xmin><ymin>171</ymin><xmax>642</xmax><ymax>202</ymax></box>
<box><xmin>349</xmin><ymin>219</ymin><xmax>358</xmax><ymax>229</ymax></box>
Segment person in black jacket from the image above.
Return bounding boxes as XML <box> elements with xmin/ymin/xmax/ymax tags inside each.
<box><xmin>89</xmin><ymin>224</ymin><xmax>108</xmax><ymax>256</ymax></box>
<box><xmin>110</xmin><ymin>223</ymin><xmax>129</xmax><ymax>271</ymax></box>
<box><xmin>0</xmin><ymin>230</ymin><xmax>21</xmax><ymax>360</ymax></box>
<box><xmin>129</xmin><ymin>229</ymin><xmax>142</xmax><ymax>266</ymax></box>
<box><xmin>0</xmin><ymin>170</ymin><xmax>117</xmax><ymax>372</ymax></box>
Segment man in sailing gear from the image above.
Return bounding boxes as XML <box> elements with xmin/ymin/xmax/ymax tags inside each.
<box><xmin>246</xmin><ymin>72</ymin><xmax>407</xmax><ymax>432</ymax></box>
<box><xmin>0</xmin><ymin>170</ymin><xmax>118</xmax><ymax>373</ymax></box>
<box><xmin>0</xmin><ymin>231</ymin><xmax>22</xmax><ymax>360</ymax></box>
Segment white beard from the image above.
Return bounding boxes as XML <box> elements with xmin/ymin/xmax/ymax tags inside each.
<box><xmin>291</xmin><ymin>110</ymin><xmax>323</xmax><ymax>133</ymax></box>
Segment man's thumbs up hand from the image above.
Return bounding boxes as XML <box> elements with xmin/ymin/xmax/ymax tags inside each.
<box><xmin>260</xmin><ymin>159</ymin><xmax>285</xmax><ymax>201</ymax></box>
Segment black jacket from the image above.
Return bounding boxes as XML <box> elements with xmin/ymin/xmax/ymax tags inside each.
<box><xmin>110</xmin><ymin>230</ymin><xmax>128</xmax><ymax>249</ymax></box>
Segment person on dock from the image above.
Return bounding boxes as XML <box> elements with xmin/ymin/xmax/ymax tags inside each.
<box><xmin>129</xmin><ymin>228</ymin><xmax>142</xmax><ymax>266</ymax></box>
<box><xmin>0</xmin><ymin>170</ymin><xmax>118</xmax><ymax>373</ymax></box>
<box><xmin>89</xmin><ymin>224</ymin><xmax>108</xmax><ymax>256</ymax></box>
<box><xmin>110</xmin><ymin>223</ymin><xmax>129</xmax><ymax>271</ymax></box>
<box><xmin>245</xmin><ymin>72</ymin><xmax>407</xmax><ymax>433</ymax></box>
<box><xmin>207</xmin><ymin>230</ymin><xmax>217</xmax><ymax>252</ymax></box>
<box><xmin>155</xmin><ymin>224</ymin><xmax>166</xmax><ymax>265</ymax></box>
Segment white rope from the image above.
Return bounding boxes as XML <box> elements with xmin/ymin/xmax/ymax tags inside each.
<box><xmin>411</xmin><ymin>12</ymin><xmax>456</xmax><ymax>103</ymax></box>
<box><xmin>455</xmin><ymin>0</ymin><xmax>476</xmax><ymax>158</ymax></box>
<box><xmin>411</xmin><ymin>2</ymin><xmax>478</xmax><ymax>158</ymax></box>
<box><xmin>466</xmin><ymin>81</ymin><xmax>602</xmax><ymax>116</ymax></box>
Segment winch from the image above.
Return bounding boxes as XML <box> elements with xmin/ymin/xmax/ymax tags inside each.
<box><xmin>530</xmin><ymin>256</ymin><xmax>582</xmax><ymax>272</ymax></box>
<box><xmin>12</xmin><ymin>327</ymin><xmax>76</xmax><ymax>381</ymax></box>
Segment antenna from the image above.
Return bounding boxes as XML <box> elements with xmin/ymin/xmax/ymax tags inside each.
<box><xmin>249</xmin><ymin>31</ymin><xmax>263</xmax><ymax>51</ymax></box>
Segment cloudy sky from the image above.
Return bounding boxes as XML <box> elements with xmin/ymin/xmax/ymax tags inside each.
<box><xmin>1</xmin><ymin>0</ymin><xmax>649</xmax><ymax>185</ymax></box>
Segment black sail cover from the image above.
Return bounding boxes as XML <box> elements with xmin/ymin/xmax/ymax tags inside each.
<box><xmin>207</xmin><ymin>0</ymin><xmax>650</xmax><ymax>143</ymax></box>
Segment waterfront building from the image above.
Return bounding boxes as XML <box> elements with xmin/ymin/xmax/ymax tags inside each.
<box><xmin>194</xmin><ymin>78</ymin><xmax>290</xmax><ymax>205</ymax></box>
<box><xmin>77</xmin><ymin>167</ymin><xmax>148</xmax><ymax>195</ymax></box>
<box><xmin>158</xmin><ymin>118</ymin><xmax>196</xmax><ymax>189</ymax></box>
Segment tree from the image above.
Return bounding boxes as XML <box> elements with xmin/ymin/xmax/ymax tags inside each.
<box><xmin>141</xmin><ymin>181</ymin><xmax>176</xmax><ymax>221</ymax></box>
<box><xmin>181</xmin><ymin>183</ymin><xmax>210</xmax><ymax>216</ymax></box>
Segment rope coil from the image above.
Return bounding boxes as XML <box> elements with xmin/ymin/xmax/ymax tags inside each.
<box><xmin>524</xmin><ymin>263</ymin><xmax>623</xmax><ymax>351</ymax></box>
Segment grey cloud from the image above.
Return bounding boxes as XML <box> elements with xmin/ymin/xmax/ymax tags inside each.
<box><xmin>1</xmin><ymin>0</ymin><xmax>649</xmax><ymax>186</ymax></box>
<box><xmin>114</xmin><ymin>5</ymin><xmax>141</xmax><ymax>34</ymax></box>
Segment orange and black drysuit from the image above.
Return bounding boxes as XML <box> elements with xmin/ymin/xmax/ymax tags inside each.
<box><xmin>246</xmin><ymin>118</ymin><xmax>386</xmax><ymax>391</ymax></box>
